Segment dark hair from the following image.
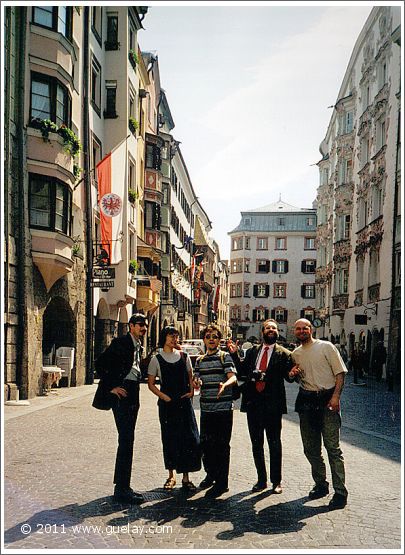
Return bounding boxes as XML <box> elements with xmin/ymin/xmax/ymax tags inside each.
<box><xmin>201</xmin><ymin>323</ymin><xmax>222</xmax><ymax>340</ymax></box>
<box><xmin>159</xmin><ymin>326</ymin><xmax>179</xmax><ymax>348</ymax></box>
<box><xmin>129</xmin><ymin>313</ymin><xmax>148</xmax><ymax>326</ymax></box>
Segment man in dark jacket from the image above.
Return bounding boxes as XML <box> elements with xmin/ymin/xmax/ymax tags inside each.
<box><xmin>228</xmin><ymin>320</ymin><xmax>294</xmax><ymax>493</ymax></box>
<box><xmin>93</xmin><ymin>313</ymin><xmax>148</xmax><ymax>504</ymax></box>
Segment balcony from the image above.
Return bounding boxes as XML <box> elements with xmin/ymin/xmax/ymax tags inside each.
<box><xmin>27</xmin><ymin>128</ymin><xmax>74</xmax><ymax>178</ymax></box>
<box><xmin>145</xmin><ymin>230</ymin><xmax>162</xmax><ymax>251</ymax></box>
<box><xmin>31</xmin><ymin>229</ymin><xmax>74</xmax><ymax>291</ymax></box>
<box><xmin>136</xmin><ymin>279</ymin><xmax>161</xmax><ymax>313</ymax></box>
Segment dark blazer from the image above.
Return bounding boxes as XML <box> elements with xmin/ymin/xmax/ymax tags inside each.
<box><xmin>92</xmin><ymin>333</ymin><xmax>141</xmax><ymax>410</ymax></box>
<box><xmin>231</xmin><ymin>343</ymin><xmax>294</xmax><ymax>414</ymax></box>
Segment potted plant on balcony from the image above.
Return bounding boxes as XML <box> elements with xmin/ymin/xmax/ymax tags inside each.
<box><xmin>57</xmin><ymin>125</ymin><xmax>82</xmax><ymax>158</ymax></box>
<box><xmin>128</xmin><ymin>259</ymin><xmax>139</xmax><ymax>274</ymax></box>
<box><xmin>128</xmin><ymin>49</ymin><xmax>139</xmax><ymax>69</ymax></box>
<box><xmin>128</xmin><ymin>116</ymin><xmax>139</xmax><ymax>135</ymax></box>
<box><xmin>128</xmin><ymin>188</ymin><xmax>138</xmax><ymax>204</ymax></box>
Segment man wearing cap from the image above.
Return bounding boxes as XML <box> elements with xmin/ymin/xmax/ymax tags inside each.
<box><xmin>93</xmin><ymin>313</ymin><xmax>148</xmax><ymax>504</ymax></box>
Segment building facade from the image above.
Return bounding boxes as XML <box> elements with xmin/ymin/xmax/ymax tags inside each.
<box><xmin>315</xmin><ymin>6</ymin><xmax>401</xmax><ymax>389</ymax></box>
<box><xmin>228</xmin><ymin>200</ymin><xmax>317</xmax><ymax>343</ymax></box>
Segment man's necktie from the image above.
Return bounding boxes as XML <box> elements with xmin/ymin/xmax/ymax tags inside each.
<box><xmin>256</xmin><ymin>346</ymin><xmax>269</xmax><ymax>392</ymax></box>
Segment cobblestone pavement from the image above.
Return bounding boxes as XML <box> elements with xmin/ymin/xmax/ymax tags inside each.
<box><xmin>3</xmin><ymin>374</ymin><xmax>402</xmax><ymax>552</ymax></box>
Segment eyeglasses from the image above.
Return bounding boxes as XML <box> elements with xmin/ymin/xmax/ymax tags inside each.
<box><xmin>205</xmin><ymin>334</ymin><xmax>220</xmax><ymax>340</ymax></box>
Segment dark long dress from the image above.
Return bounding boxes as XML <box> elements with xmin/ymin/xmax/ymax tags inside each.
<box><xmin>156</xmin><ymin>352</ymin><xmax>201</xmax><ymax>473</ymax></box>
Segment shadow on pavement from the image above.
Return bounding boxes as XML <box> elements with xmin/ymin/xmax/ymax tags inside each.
<box><xmin>110</xmin><ymin>488</ymin><xmax>330</xmax><ymax>540</ymax></box>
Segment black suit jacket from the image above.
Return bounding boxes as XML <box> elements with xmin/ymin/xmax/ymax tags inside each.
<box><xmin>231</xmin><ymin>343</ymin><xmax>294</xmax><ymax>414</ymax></box>
<box><xmin>92</xmin><ymin>333</ymin><xmax>141</xmax><ymax>410</ymax></box>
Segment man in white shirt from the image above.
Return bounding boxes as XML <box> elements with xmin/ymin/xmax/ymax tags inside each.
<box><xmin>291</xmin><ymin>319</ymin><xmax>348</xmax><ymax>510</ymax></box>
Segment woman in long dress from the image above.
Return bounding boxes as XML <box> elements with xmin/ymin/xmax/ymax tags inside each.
<box><xmin>148</xmin><ymin>326</ymin><xmax>201</xmax><ymax>491</ymax></box>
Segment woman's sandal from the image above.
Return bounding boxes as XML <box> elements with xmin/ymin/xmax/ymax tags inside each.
<box><xmin>163</xmin><ymin>477</ymin><xmax>176</xmax><ymax>491</ymax></box>
<box><xmin>181</xmin><ymin>480</ymin><xmax>197</xmax><ymax>492</ymax></box>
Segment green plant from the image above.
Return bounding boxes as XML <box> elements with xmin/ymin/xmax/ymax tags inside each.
<box><xmin>129</xmin><ymin>49</ymin><xmax>139</xmax><ymax>68</ymax></box>
<box><xmin>128</xmin><ymin>117</ymin><xmax>139</xmax><ymax>134</ymax></box>
<box><xmin>128</xmin><ymin>188</ymin><xmax>138</xmax><ymax>203</ymax></box>
<box><xmin>31</xmin><ymin>118</ymin><xmax>59</xmax><ymax>141</ymax></box>
<box><xmin>128</xmin><ymin>259</ymin><xmax>139</xmax><ymax>274</ymax></box>
<box><xmin>57</xmin><ymin>124</ymin><xmax>82</xmax><ymax>158</ymax></box>
<box><xmin>73</xmin><ymin>164</ymin><xmax>83</xmax><ymax>180</ymax></box>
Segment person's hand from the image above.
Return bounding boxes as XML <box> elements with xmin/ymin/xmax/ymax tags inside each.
<box><xmin>110</xmin><ymin>386</ymin><xmax>128</xmax><ymax>399</ymax></box>
<box><xmin>288</xmin><ymin>365</ymin><xmax>302</xmax><ymax>379</ymax></box>
<box><xmin>192</xmin><ymin>377</ymin><xmax>202</xmax><ymax>389</ymax></box>
<box><xmin>161</xmin><ymin>393</ymin><xmax>172</xmax><ymax>403</ymax></box>
<box><xmin>226</xmin><ymin>339</ymin><xmax>239</xmax><ymax>354</ymax></box>
<box><xmin>327</xmin><ymin>395</ymin><xmax>340</xmax><ymax>412</ymax></box>
<box><xmin>181</xmin><ymin>390</ymin><xmax>194</xmax><ymax>399</ymax></box>
<box><xmin>217</xmin><ymin>382</ymin><xmax>226</xmax><ymax>398</ymax></box>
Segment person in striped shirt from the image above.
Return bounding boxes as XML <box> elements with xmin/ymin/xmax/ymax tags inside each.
<box><xmin>194</xmin><ymin>324</ymin><xmax>237</xmax><ymax>498</ymax></box>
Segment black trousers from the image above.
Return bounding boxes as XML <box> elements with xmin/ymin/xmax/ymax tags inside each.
<box><xmin>246</xmin><ymin>403</ymin><xmax>282</xmax><ymax>486</ymax></box>
<box><xmin>200</xmin><ymin>410</ymin><xmax>233</xmax><ymax>489</ymax></box>
<box><xmin>111</xmin><ymin>383</ymin><xmax>140</xmax><ymax>488</ymax></box>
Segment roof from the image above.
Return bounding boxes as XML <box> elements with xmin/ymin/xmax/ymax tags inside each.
<box><xmin>247</xmin><ymin>200</ymin><xmax>306</xmax><ymax>213</ymax></box>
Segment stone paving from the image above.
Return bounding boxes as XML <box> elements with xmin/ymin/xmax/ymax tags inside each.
<box><xmin>3</xmin><ymin>373</ymin><xmax>402</xmax><ymax>551</ymax></box>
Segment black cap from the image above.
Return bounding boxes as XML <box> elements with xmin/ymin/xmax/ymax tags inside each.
<box><xmin>129</xmin><ymin>313</ymin><xmax>148</xmax><ymax>325</ymax></box>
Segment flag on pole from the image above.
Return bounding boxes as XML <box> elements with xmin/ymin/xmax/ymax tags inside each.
<box><xmin>97</xmin><ymin>141</ymin><xmax>127</xmax><ymax>264</ymax></box>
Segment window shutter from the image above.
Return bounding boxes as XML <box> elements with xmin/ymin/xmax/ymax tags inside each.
<box><xmin>271</xmin><ymin>309</ymin><xmax>275</xmax><ymax>319</ymax></box>
<box><xmin>284</xmin><ymin>309</ymin><xmax>288</xmax><ymax>323</ymax></box>
<box><xmin>300</xmin><ymin>309</ymin><xmax>304</xmax><ymax>318</ymax></box>
<box><xmin>265</xmin><ymin>261</ymin><xmax>270</xmax><ymax>273</ymax></box>
<box><xmin>265</xmin><ymin>284</ymin><xmax>270</xmax><ymax>297</ymax></box>
<box><xmin>253</xmin><ymin>309</ymin><xmax>257</xmax><ymax>322</ymax></box>
<box><xmin>253</xmin><ymin>285</ymin><xmax>258</xmax><ymax>297</ymax></box>
<box><xmin>272</xmin><ymin>261</ymin><xmax>277</xmax><ymax>273</ymax></box>
<box><xmin>301</xmin><ymin>260</ymin><xmax>306</xmax><ymax>273</ymax></box>
<box><xmin>265</xmin><ymin>309</ymin><xmax>269</xmax><ymax>320</ymax></box>
<box><xmin>301</xmin><ymin>285</ymin><xmax>305</xmax><ymax>298</ymax></box>
<box><xmin>285</xmin><ymin>261</ymin><xmax>289</xmax><ymax>273</ymax></box>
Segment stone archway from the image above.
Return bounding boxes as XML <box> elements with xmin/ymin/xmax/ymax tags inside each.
<box><xmin>42</xmin><ymin>296</ymin><xmax>76</xmax><ymax>385</ymax></box>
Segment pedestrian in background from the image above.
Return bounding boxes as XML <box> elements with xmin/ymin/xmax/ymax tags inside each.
<box><xmin>350</xmin><ymin>346</ymin><xmax>366</xmax><ymax>386</ymax></box>
<box><xmin>147</xmin><ymin>326</ymin><xmax>201</xmax><ymax>492</ymax></box>
<box><xmin>92</xmin><ymin>313</ymin><xmax>148</xmax><ymax>504</ymax></box>
<box><xmin>227</xmin><ymin>319</ymin><xmax>295</xmax><ymax>494</ymax></box>
<box><xmin>371</xmin><ymin>341</ymin><xmax>387</xmax><ymax>382</ymax></box>
<box><xmin>194</xmin><ymin>324</ymin><xmax>237</xmax><ymax>498</ymax></box>
<box><xmin>290</xmin><ymin>318</ymin><xmax>349</xmax><ymax>511</ymax></box>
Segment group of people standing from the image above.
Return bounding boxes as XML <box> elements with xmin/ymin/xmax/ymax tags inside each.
<box><xmin>93</xmin><ymin>314</ymin><xmax>349</xmax><ymax>512</ymax></box>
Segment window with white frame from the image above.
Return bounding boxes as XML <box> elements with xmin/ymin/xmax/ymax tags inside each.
<box><xmin>275</xmin><ymin>237</ymin><xmax>286</xmax><ymax>250</ymax></box>
<box><xmin>231</xmin><ymin>259</ymin><xmax>243</xmax><ymax>273</ymax></box>
<box><xmin>337</xmin><ymin>214</ymin><xmax>351</xmax><ymax>241</ymax></box>
<box><xmin>91</xmin><ymin>55</ymin><xmax>101</xmax><ymax>115</ymax></box>
<box><xmin>273</xmin><ymin>260</ymin><xmax>288</xmax><ymax>273</ymax></box>
<box><xmin>334</xmin><ymin>268</ymin><xmax>348</xmax><ymax>295</ymax></box>
<box><xmin>368</xmin><ymin>248</ymin><xmax>379</xmax><ymax>286</ymax></box>
<box><xmin>376</xmin><ymin>118</ymin><xmax>386</xmax><ymax>151</ymax></box>
<box><xmin>302</xmin><ymin>308</ymin><xmax>315</xmax><ymax>322</ymax></box>
<box><xmin>230</xmin><ymin>283</ymin><xmax>242</xmax><ymax>297</ymax></box>
<box><xmin>304</xmin><ymin>237</ymin><xmax>315</xmax><ymax>250</ymax></box>
<box><xmin>256</xmin><ymin>284</ymin><xmax>268</xmax><ymax>297</ymax></box>
<box><xmin>91</xmin><ymin>6</ymin><xmax>102</xmax><ymax>42</ymax></box>
<box><xmin>356</xmin><ymin>256</ymin><xmax>364</xmax><ymax>291</ymax></box>
<box><xmin>230</xmin><ymin>306</ymin><xmax>241</xmax><ymax>320</ymax></box>
<box><xmin>371</xmin><ymin>185</ymin><xmax>383</xmax><ymax>220</ymax></box>
<box><xmin>232</xmin><ymin>237</ymin><xmax>243</xmax><ymax>250</ymax></box>
<box><xmin>361</xmin><ymin>134</ymin><xmax>370</xmax><ymax>167</ymax></box>
<box><xmin>302</xmin><ymin>284</ymin><xmax>315</xmax><ymax>299</ymax></box>
<box><xmin>302</xmin><ymin>259</ymin><xmax>316</xmax><ymax>273</ymax></box>
<box><xmin>274</xmin><ymin>283</ymin><xmax>286</xmax><ymax>298</ymax></box>
<box><xmin>274</xmin><ymin>308</ymin><xmax>287</xmax><ymax>323</ymax></box>
<box><xmin>257</xmin><ymin>259</ymin><xmax>270</xmax><ymax>273</ymax></box>
<box><xmin>256</xmin><ymin>308</ymin><xmax>266</xmax><ymax>321</ymax></box>
<box><xmin>30</xmin><ymin>73</ymin><xmax>71</xmax><ymax>127</ymax></box>
<box><xmin>338</xmin><ymin>159</ymin><xmax>352</xmax><ymax>185</ymax></box>
<box><xmin>33</xmin><ymin>6</ymin><xmax>73</xmax><ymax>40</ymax></box>
<box><xmin>257</xmin><ymin>237</ymin><xmax>268</xmax><ymax>250</ymax></box>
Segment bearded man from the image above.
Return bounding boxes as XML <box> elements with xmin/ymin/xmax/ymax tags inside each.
<box><xmin>227</xmin><ymin>319</ymin><xmax>294</xmax><ymax>494</ymax></box>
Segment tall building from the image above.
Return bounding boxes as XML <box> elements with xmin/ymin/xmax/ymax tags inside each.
<box><xmin>228</xmin><ymin>200</ymin><xmax>317</xmax><ymax>343</ymax></box>
<box><xmin>315</xmin><ymin>6</ymin><xmax>401</xmax><ymax>389</ymax></box>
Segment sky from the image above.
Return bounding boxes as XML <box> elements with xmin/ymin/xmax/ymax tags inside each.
<box><xmin>139</xmin><ymin>2</ymin><xmax>374</xmax><ymax>258</ymax></box>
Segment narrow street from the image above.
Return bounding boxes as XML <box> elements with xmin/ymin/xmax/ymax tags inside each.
<box><xmin>3</xmin><ymin>373</ymin><xmax>401</xmax><ymax>551</ymax></box>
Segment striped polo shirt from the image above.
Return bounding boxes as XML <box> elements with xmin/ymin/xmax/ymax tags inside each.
<box><xmin>195</xmin><ymin>349</ymin><xmax>237</xmax><ymax>413</ymax></box>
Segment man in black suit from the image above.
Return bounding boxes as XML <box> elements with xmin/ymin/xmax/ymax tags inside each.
<box><xmin>93</xmin><ymin>313</ymin><xmax>148</xmax><ymax>504</ymax></box>
<box><xmin>228</xmin><ymin>319</ymin><xmax>294</xmax><ymax>493</ymax></box>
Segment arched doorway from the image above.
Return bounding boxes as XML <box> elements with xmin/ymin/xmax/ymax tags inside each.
<box><xmin>42</xmin><ymin>297</ymin><xmax>76</xmax><ymax>385</ymax></box>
